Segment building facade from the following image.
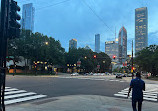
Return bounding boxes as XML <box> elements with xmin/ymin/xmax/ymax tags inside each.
<box><xmin>118</xmin><ymin>26</ymin><xmax>127</xmax><ymax>64</ymax></box>
<box><xmin>95</xmin><ymin>34</ymin><xmax>100</xmax><ymax>53</ymax></box>
<box><xmin>105</xmin><ymin>41</ymin><xmax>119</xmax><ymax>62</ymax></box>
<box><xmin>135</xmin><ymin>7</ymin><xmax>148</xmax><ymax>54</ymax></box>
<box><xmin>69</xmin><ymin>39</ymin><xmax>77</xmax><ymax>50</ymax></box>
<box><xmin>21</xmin><ymin>3</ymin><xmax>35</xmax><ymax>32</ymax></box>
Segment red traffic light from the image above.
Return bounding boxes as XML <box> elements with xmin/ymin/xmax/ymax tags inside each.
<box><xmin>93</xmin><ymin>55</ymin><xmax>97</xmax><ymax>59</ymax></box>
<box><xmin>132</xmin><ymin>67</ymin><xmax>134</xmax><ymax>70</ymax></box>
<box><xmin>113</xmin><ymin>55</ymin><xmax>116</xmax><ymax>60</ymax></box>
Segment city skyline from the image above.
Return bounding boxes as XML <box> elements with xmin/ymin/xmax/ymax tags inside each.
<box><xmin>16</xmin><ymin>0</ymin><xmax>158</xmax><ymax>53</ymax></box>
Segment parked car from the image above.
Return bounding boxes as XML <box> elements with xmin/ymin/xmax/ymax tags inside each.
<box><xmin>116</xmin><ymin>73</ymin><xmax>123</xmax><ymax>78</ymax></box>
<box><xmin>71</xmin><ymin>73</ymin><xmax>79</xmax><ymax>76</ymax></box>
<box><xmin>127</xmin><ymin>73</ymin><xmax>132</xmax><ymax>77</ymax></box>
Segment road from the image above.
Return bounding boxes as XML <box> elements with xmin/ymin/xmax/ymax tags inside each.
<box><xmin>5</xmin><ymin>74</ymin><xmax>158</xmax><ymax>106</ymax></box>
<box><xmin>6</xmin><ymin>75</ymin><xmax>129</xmax><ymax>98</ymax></box>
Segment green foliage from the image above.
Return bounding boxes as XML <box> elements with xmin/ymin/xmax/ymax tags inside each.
<box><xmin>8</xmin><ymin>30</ymin><xmax>111</xmax><ymax>73</ymax></box>
<box><xmin>134</xmin><ymin>45</ymin><xmax>158</xmax><ymax>76</ymax></box>
<box><xmin>8</xmin><ymin>30</ymin><xmax>66</xmax><ymax>66</ymax></box>
<box><xmin>65</xmin><ymin>48</ymin><xmax>111</xmax><ymax>72</ymax></box>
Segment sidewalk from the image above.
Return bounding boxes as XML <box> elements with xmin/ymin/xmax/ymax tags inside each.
<box><xmin>6</xmin><ymin>95</ymin><xmax>158</xmax><ymax>111</ymax></box>
<box><xmin>122</xmin><ymin>77</ymin><xmax>158</xmax><ymax>84</ymax></box>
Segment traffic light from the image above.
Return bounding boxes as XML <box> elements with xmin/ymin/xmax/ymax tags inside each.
<box><xmin>93</xmin><ymin>55</ymin><xmax>97</xmax><ymax>59</ymax></box>
<box><xmin>8</xmin><ymin>0</ymin><xmax>21</xmax><ymax>39</ymax></box>
<box><xmin>35</xmin><ymin>63</ymin><xmax>37</xmax><ymax>68</ymax></box>
<box><xmin>113</xmin><ymin>55</ymin><xmax>116</xmax><ymax>60</ymax></box>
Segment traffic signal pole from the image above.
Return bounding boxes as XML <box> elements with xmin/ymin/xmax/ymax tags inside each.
<box><xmin>132</xmin><ymin>40</ymin><xmax>134</xmax><ymax>79</ymax></box>
<box><xmin>0</xmin><ymin>0</ymin><xmax>8</xmax><ymax>110</ymax></box>
<box><xmin>0</xmin><ymin>0</ymin><xmax>21</xmax><ymax>110</ymax></box>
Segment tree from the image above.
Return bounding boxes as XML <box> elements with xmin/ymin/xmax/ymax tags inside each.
<box><xmin>134</xmin><ymin>45</ymin><xmax>158</xmax><ymax>76</ymax></box>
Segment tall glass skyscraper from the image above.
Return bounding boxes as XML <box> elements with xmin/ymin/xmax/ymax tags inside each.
<box><xmin>118</xmin><ymin>26</ymin><xmax>127</xmax><ymax>64</ymax></box>
<box><xmin>21</xmin><ymin>3</ymin><xmax>35</xmax><ymax>32</ymax></box>
<box><xmin>95</xmin><ymin>34</ymin><xmax>100</xmax><ymax>53</ymax></box>
<box><xmin>69</xmin><ymin>39</ymin><xmax>77</xmax><ymax>50</ymax></box>
<box><xmin>135</xmin><ymin>7</ymin><xmax>148</xmax><ymax>54</ymax></box>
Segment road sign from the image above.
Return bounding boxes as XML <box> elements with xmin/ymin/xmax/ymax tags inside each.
<box><xmin>97</xmin><ymin>65</ymin><xmax>100</xmax><ymax>69</ymax></box>
<box><xmin>77</xmin><ymin>61</ymin><xmax>81</xmax><ymax>67</ymax></box>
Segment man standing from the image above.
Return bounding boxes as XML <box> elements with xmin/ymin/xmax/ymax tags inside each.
<box><xmin>127</xmin><ymin>72</ymin><xmax>145</xmax><ymax>111</ymax></box>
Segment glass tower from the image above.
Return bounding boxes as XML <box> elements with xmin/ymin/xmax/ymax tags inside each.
<box><xmin>21</xmin><ymin>3</ymin><xmax>35</xmax><ymax>32</ymax></box>
<box><xmin>95</xmin><ymin>34</ymin><xmax>100</xmax><ymax>53</ymax></box>
<box><xmin>118</xmin><ymin>26</ymin><xmax>127</xmax><ymax>64</ymax></box>
<box><xmin>135</xmin><ymin>7</ymin><xmax>148</xmax><ymax>54</ymax></box>
<box><xmin>69</xmin><ymin>39</ymin><xmax>77</xmax><ymax>50</ymax></box>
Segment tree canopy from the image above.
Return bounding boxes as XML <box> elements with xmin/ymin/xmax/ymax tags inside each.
<box><xmin>134</xmin><ymin>45</ymin><xmax>158</xmax><ymax>76</ymax></box>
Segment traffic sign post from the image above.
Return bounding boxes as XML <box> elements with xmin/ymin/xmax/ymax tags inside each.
<box><xmin>77</xmin><ymin>61</ymin><xmax>81</xmax><ymax>67</ymax></box>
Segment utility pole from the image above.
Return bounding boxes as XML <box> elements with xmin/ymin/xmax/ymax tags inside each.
<box><xmin>132</xmin><ymin>40</ymin><xmax>134</xmax><ymax>79</ymax></box>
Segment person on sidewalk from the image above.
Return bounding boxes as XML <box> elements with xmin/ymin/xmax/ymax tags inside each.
<box><xmin>127</xmin><ymin>72</ymin><xmax>145</xmax><ymax>111</ymax></box>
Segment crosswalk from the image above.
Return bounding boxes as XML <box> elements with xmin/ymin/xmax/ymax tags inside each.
<box><xmin>4</xmin><ymin>87</ymin><xmax>47</xmax><ymax>105</ymax></box>
<box><xmin>114</xmin><ymin>84</ymin><xmax>158</xmax><ymax>102</ymax></box>
<box><xmin>58</xmin><ymin>76</ymin><xmax>126</xmax><ymax>82</ymax></box>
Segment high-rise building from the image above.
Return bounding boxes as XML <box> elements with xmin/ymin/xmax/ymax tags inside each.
<box><xmin>118</xmin><ymin>26</ymin><xmax>127</xmax><ymax>64</ymax></box>
<box><xmin>69</xmin><ymin>39</ymin><xmax>77</xmax><ymax>50</ymax></box>
<box><xmin>21</xmin><ymin>3</ymin><xmax>35</xmax><ymax>32</ymax></box>
<box><xmin>135</xmin><ymin>7</ymin><xmax>148</xmax><ymax>53</ymax></box>
<box><xmin>95</xmin><ymin>34</ymin><xmax>100</xmax><ymax>53</ymax></box>
<box><xmin>105</xmin><ymin>41</ymin><xmax>119</xmax><ymax>62</ymax></box>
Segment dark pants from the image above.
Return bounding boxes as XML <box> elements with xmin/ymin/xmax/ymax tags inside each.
<box><xmin>132</xmin><ymin>100</ymin><xmax>142</xmax><ymax>111</ymax></box>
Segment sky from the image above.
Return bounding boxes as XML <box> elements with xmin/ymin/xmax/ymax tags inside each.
<box><xmin>17</xmin><ymin>0</ymin><xmax>158</xmax><ymax>54</ymax></box>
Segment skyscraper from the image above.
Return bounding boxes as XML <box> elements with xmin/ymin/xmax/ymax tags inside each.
<box><xmin>135</xmin><ymin>7</ymin><xmax>148</xmax><ymax>54</ymax></box>
<box><xmin>118</xmin><ymin>26</ymin><xmax>127</xmax><ymax>64</ymax></box>
<box><xmin>95</xmin><ymin>34</ymin><xmax>100</xmax><ymax>53</ymax></box>
<box><xmin>69</xmin><ymin>39</ymin><xmax>77</xmax><ymax>50</ymax></box>
<box><xmin>105</xmin><ymin>41</ymin><xmax>119</xmax><ymax>62</ymax></box>
<box><xmin>21</xmin><ymin>3</ymin><xmax>35</xmax><ymax>32</ymax></box>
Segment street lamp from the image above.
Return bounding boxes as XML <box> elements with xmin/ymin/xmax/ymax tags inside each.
<box><xmin>45</xmin><ymin>42</ymin><xmax>49</xmax><ymax>45</ymax></box>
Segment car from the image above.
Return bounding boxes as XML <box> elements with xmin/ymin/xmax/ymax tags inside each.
<box><xmin>116</xmin><ymin>73</ymin><xmax>123</xmax><ymax>78</ymax></box>
<box><xmin>122</xmin><ymin>74</ymin><xmax>127</xmax><ymax>77</ymax></box>
<box><xmin>71</xmin><ymin>73</ymin><xmax>79</xmax><ymax>76</ymax></box>
<box><xmin>127</xmin><ymin>73</ymin><xmax>132</xmax><ymax>77</ymax></box>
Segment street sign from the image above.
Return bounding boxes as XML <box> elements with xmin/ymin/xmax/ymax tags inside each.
<box><xmin>77</xmin><ymin>61</ymin><xmax>81</xmax><ymax>67</ymax></box>
<box><xmin>97</xmin><ymin>65</ymin><xmax>100</xmax><ymax>69</ymax></box>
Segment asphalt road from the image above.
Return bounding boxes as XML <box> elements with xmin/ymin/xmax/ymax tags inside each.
<box><xmin>6</xmin><ymin>75</ymin><xmax>129</xmax><ymax>98</ymax></box>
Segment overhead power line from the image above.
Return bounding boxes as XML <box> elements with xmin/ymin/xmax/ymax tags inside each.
<box><xmin>82</xmin><ymin>0</ymin><xmax>115</xmax><ymax>36</ymax></box>
<box><xmin>36</xmin><ymin>0</ymin><xmax>72</xmax><ymax>11</ymax></box>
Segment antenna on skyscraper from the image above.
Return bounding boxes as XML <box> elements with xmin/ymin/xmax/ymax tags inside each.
<box><xmin>115</xmin><ymin>27</ymin><xmax>116</xmax><ymax>42</ymax></box>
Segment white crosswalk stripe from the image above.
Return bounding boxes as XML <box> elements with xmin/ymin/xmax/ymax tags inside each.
<box><xmin>4</xmin><ymin>87</ymin><xmax>47</xmax><ymax>105</ymax></box>
<box><xmin>114</xmin><ymin>84</ymin><xmax>158</xmax><ymax>102</ymax></box>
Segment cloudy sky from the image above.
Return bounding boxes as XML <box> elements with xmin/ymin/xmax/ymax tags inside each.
<box><xmin>17</xmin><ymin>0</ymin><xmax>158</xmax><ymax>54</ymax></box>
